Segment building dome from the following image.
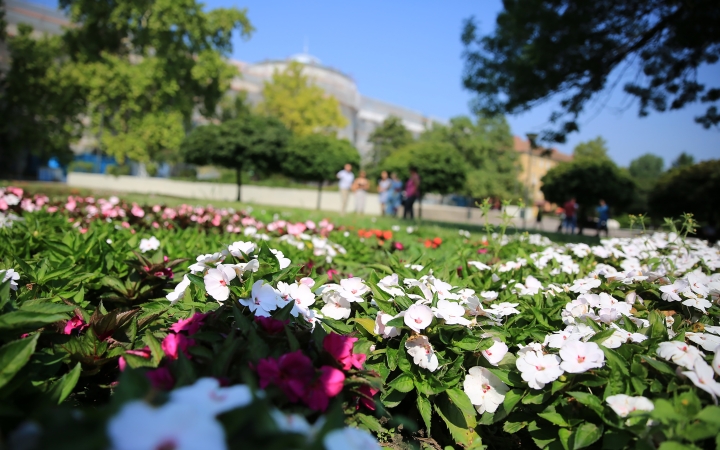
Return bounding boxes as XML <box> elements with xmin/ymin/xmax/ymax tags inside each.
<box><xmin>289</xmin><ymin>52</ymin><xmax>321</xmax><ymax>66</ymax></box>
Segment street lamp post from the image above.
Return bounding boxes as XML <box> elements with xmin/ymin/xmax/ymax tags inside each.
<box><xmin>523</xmin><ymin>133</ymin><xmax>539</xmax><ymax>229</ymax></box>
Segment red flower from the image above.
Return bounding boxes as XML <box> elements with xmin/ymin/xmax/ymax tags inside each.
<box><xmin>169</xmin><ymin>313</ymin><xmax>207</xmax><ymax>335</ymax></box>
<box><xmin>161</xmin><ymin>333</ymin><xmax>195</xmax><ymax>360</ymax></box>
<box><xmin>303</xmin><ymin>366</ymin><xmax>346</xmax><ymax>412</ymax></box>
<box><xmin>257</xmin><ymin>351</ymin><xmax>315</xmax><ymax>402</ymax></box>
<box><xmin>146</xmin><ymin>367</ymin><xmax>174</xmax><ymax>390</ymax></box>
<box><xmin>323</xmin><ymin>333</ymin><xmax>366</xmax><ymax>371</ymax></box>
<box><xmin>254</xmin><ymin>316</ymin><xmax>289</xmax><ymax>335</ymax></box>
<box><xmin>63</xmin><ymin>313</ymin><xmax>88</xmax><ymax>335</ymax></box>
<box><xmin>327</xmin><ymin>269</ymin><xmax>339</xmax><ymax>280</ymax></box>
<box><xmin>357</xmin><ymin>385</ymin><xmax>380</xmax><ymax>411</ymax></box>
<box><xmin>393</xmin><ymin>241</ymin><xmax>404</xmax><ymax>250</ymax></box>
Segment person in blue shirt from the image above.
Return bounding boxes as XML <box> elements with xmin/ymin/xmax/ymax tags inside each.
<box><xmin>596</xmin><ymin>199</ymin><xmax>610</xmax><ymax>237</ymax></box>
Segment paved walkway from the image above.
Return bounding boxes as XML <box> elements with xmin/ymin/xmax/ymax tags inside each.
<box><xmin>67</xmin><ymin>173</ymin><xmax>639</xmax><ymax>237</ymax></box>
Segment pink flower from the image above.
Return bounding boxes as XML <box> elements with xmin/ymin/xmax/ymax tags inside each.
<box><xmin>254</xmin><ymin>316</ymin><xmax>289</xmax><ymax>335</ymax></box>
<box><xmin>169</xmin><ymin>313</ymin><xmax>207</xmax><ymax>335</ymax></box>
<box><xmin>63</xmin><ymin>313</ymin><xmax>88</xmax><ymax>335</ymax></box>
<box><xmin>146</xmin><ymin>367</ymin><xmax>174</xmax><ymax>390</ymax></box>
<box><xmin>257</xmin><ymin>351</ymin><xmax>315</xmax><ymax>402</ymax></box>
<box><xmin>119</xmin><ymin>347</ymin><xmax>151</xmax><ymax>371</ymax></box>
<box><xmin>393</xmin><ymin>242</ymin><xmax>404</xmax><ymax>250</ymax></box>
<box><xmin>211</xmin><ymin>214</ymin><xmax>222</xmax><ymax>227</ymax></box>
<box><xmin>161</xmin><ymin>333</ymin><xmax>195</xmax><ymax>360</ymax></box>
<box><xmin>303</xmin><ymin>366</ymin><xmax>346</xmax><ymax>412</ymax></box>
<box><xmin>131</xmin><ymin>204</ymin><xmax>145</xmax><ymax>218</ymax></box>
<box><xmin>323</xmin><ymin>333</ymin><xmax>366</xmax><ymax>371</ymax></box>
<box><xmin>327</xmin><ymin>269</ymin><xmax>339</xmax><ymax>280</ymax></box>
<box><xmin>357</xmin><ymin>385</ymin><xmax>379</xmax><ymax>411</ymax></box>
<box><xmin>477</xmin><ymin>248</ymin><xmax>488</xmax><ymax>254</ymax></box>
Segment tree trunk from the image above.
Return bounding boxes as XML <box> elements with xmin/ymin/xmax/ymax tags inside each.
<box><xmin>418</xmin><ymin>193</ymin><xmax>423</xmax><ymax>219</ymax></box>
<box><xmin>316</xmin><ymin>181</ymin><xmax>323</xmax><ymax>210</ymax></box>
<box><xmin>236</xmin><ymin>167</ymin><xmax>242</xmax><ymax>202</ymax></box>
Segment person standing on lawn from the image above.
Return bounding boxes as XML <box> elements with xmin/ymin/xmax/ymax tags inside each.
<box><xmin>386</xmin><ymin>172</ymin><xmax>403</xmax><ymax>216</ymax></box>
<box><xmin>377</xmin><ymin>171</ymin><xmax>391</xmax><ymax>216</ymax></box>
<box><xmin>403</xmin><ymin>166</ymin><xmax>420</xmax><ymax>220</ymax></box>
<box><xmin>336</xmin><ymin>163</ymin><xmax>354</xmax><ymax>215</ymax></box>
<box><xmin>352</xmin><ymin>170</ymin><xmax>369</xmax><ymax>215</ymax></box>
<box><xmin>596</xmin><ymin>199</ymin><xmax>610</xmax><ymax>237</ymax></box>
<box><xmin>563</xmin><ymin>197</ymin><xmax>578</xmax><ymax>234</ymax></box>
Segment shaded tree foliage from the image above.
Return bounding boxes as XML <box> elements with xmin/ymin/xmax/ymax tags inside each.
<box><xmin>420</xmin><ymin>115</ymin><xmax>517</xmax><ymax>200</ymax></box>
<box><xmin>368</xmin><ymin>115</ymin><xmax>413</xmax><ymax>164</ymax></box>
<box><xmin>649</xmin><ymin>160</ymin><xmax>720</xmax><ymax>228</ymax></box>
<box><xmin>572</xmin><ymin>137</ymin><xmax>610</xmax><ymax>162</ymax></box>
<box><xmin>628</xmin><ymin>153</ymin><xmax>665</xmax><ymax>214</ymax></box>
<box><xmin>462</xmin><ymin>0</ymin><xmax>720</xmax><ymax>142</ymax></box>
<box><xmin>383</xmin><ymin>141</ymin><xmax>467</xmax><ymax>197</ymax></box>
<box><xmin>671</xmin><ymin>152</ymin><xmax>695</xmax><ymax>170</ymax></box>
<box><xmin>181</xmin><ymin>114</ymin><xmax>290</xmax><ymax>201</ymax></box>
<box><xmin>281</xmin><ymin>134</ymin><xmax>360</xmax><ymax>209</ymax></box>
<box><xmin>541</xmin><ymin>159</ymin><xmax>635</xmax><ymax>219</ymax></box>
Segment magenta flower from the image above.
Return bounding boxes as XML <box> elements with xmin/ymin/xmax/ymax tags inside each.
<box><xmin>161</xmin><ymin>333</ymin><xmax>195</xmax><ymax>360</ymax></box>
<box><xmin>357</xmin><ymin>385</ymin><xmax>379</xmax><ymax>411</ymax></box>
<box><xmin>303</xmin><ymin>366</ymin><xmax>346</xmax><ymax>412</ymax></box>
<box><xmin>327</xmin><ymin>269</ymin><xmax>339</xmax><ymax>280</ymax></box>
<box><xmin>257</xmin><ymin>351</ymin><xmax>315</xmax><ymax>402</ymax></box>
<box><xmin>254</xmin><ymin>316</ymin><xmax>289</xmax><ymax>335</ymax></box>
<box><xmin>146</xmin><ymin>367</ymin><xmax>174</xmax><ymax>390</ymax></box>
<box><xmin>63</xmin><ymin>313</ymin><xmax>88</xmax><ymax>335</ymax></box>
<box><xmin>169</xmin><ymin>313</ymin><xmax>207</xmax><ymax>335</ymax></box>
<box><xmin>119</xmin><ymin>347</ymin><xmax>152</xmax><ymax>371</ymax></box>
<box><xmin>323</xmin><ymin>333</ymin><xmax>366</xmax><ymax>371</ymax></box>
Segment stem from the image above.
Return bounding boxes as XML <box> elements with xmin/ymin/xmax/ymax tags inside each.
<box><xmin>317</xmin><ymin>181</ymin><xmax>323</xmax><ymax>210</ymax></box>
<box><xmin>236</xmin><ymin>166</ymin><xmax>242</xmax><ymax>202</ymax></box>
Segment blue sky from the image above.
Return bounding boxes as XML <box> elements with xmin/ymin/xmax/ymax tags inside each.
<box><xmin>28</xmin><ymin>0</ymin><xmax>720</xmax><ymax>166</ymax></box>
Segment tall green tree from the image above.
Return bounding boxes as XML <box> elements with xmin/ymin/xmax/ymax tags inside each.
<box><xmin>368</xmin><ymin>115</ymin><xmax>413</xmax><ymax>164</ymax></box>
<box><xmin>671</xmin><ymin>152</ymin><xmax>695</xmax><ymax>170</ymax></box>
<box><xmin>421</xmin><ymin>115</ymin><xmax>517</xmax><ymax>199</ymax></box>
<box><xmin>462</xmin><ymin>0</ymin><xmax>720</xmax><ymax>142</ymax></box>
<box><xmin>58</xmin><ymin>0</ymin><xmax>254</xmax><ymax>163</ymax></box>
<box><xmin>281</xmin><ymin>134</ymin><xmax>360</xmax><ymax>209</ymax></box>
<box><xmin>259</xmin><ymin>61</ymin><xmax>348</xmax><ymax>136</ymax></box>
<box><xmin>572</xmin><ymin>137</ymin><xmax>611</xmax><ymax>162</ymax></box>
<box><xmin>627</xmin><ymin>153</ymin><xmax>664</xmax><ymax>214</ymax></box>
<box><xmin>181</xmin><ymin>114</ymin><xmax>290</xmax><ymax>201</ymax></box>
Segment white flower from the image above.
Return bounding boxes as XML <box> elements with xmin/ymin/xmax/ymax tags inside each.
<box><xmin>324</xmin><ymin>427</ymin><xmax>381</xmax><ymax>450</ymax></box>
<box><xmin>227</xmin><ymin>259</ymin><xmax>260</xmax><ymax>277</ymax></box>
<box><xmin>544</xmin><ymin>330</ymin><xmax>582</xmax><ymax>349</ymax></box>
<box><xmin>287</xmin><ymin>283</ymin><xmax>316</xmax><ymax>317</ymax></box>
<box><xmin>339</xmin><ymin>277</ymin><xmax>369</xmax><ymax>301</ymax></box>
<box><xmin>429</xmin><ymin>277</ymin><xmax>460</xmax><ymax>300</ymax></box>
<box><xmin>686</xmin><ymin>332</ymin><xmax>720</xmax><ymax>352</ymax></box>
<box><xmin>659</xmin><ymin>279</ymin><xmax>689</xmax><ymax>302</ymax></box>
<box><xmin>606</xmin><ymin>394</ymin><xmax>654</xmax><ymax>417</ymax></box>
<box><xmin>601</xmin><ymin>328</ymin><xmax>648</xmax><ymax>349</ymax></box>
<box><xmin>405</xmin><ymin>335</ymin><xmax>439</xmax><ymax>372</ymax></box>
<box><xmin>320</xmin><ymin>292</ymin><xmax>352</xmax><ymax>320</ymax></box>
<box><xmin>404</xmin><ymin>304</ymin><xmax>434</xmax><ymax>332</ymax></box>
<box><xmin>378</xmin><ymin>274</ymin><xmax>405</xmax><ymax>297</ymax></box>
<box><xmin>683</xmin><ymin>360</ymin><xmax>720</xmax><ymax>401</ymax></box>
<box><xmin>0</xmin><ymin>268</ymin><xmax>20</xmax><ymax>290</ymax></box>
<box><xmin>228</xmin><ymin>241</ymin><xmax>256</xmax><ymax>258</ymax></box>
<box><xmin>657</xmin><ymin>341</ymin><xmax>704</xmax><ymax>369</ymax></box>
<box><xmin>468</xmin><ymin>261</ymin><xmax>491</xmax><ymax>271</ymax></box>
<box><xmin>482</xmin><ymin>339</ymin><xmax>509</xmax><ymax>366</ymax></box>
<box><xmin>239</xmin><ymin>280</ymin><xmax>279</xmax><ymax>317</ymax></box>
<box><xmin>516</xmin><ymin>350</ymin><xmax>563</xmax><ymax>389</ymax></box>
<box><xmin>705</xmin><ymin>326</ymin><xmax>720</xmax><ymax>336</ymax></box>
<box><xmin>404</xmin><ymin>264</ymin><xmax>424</xmax><ymax>271</ymax></box>
<box><xmin>374</xmin><ymin>312</ymin><xmax>400</xmax><ymax>338</ymax></box>
<box><xmin>189</xmin><ymin>252</ymin><xmax>227</xmax><ymax>274</ymax></box>
<box><xmin>559</xmin><ymin>341</ymin><xmax>605</xmax><ymax>373</ymax></box>
<box><xmin>139</xmin><ymin>236</ymin><xmax>161</xmax><ymax>253</ymax></box>
<box><xmin>682</xmin><ymin>297</ymin><xmax>713</xmax><ymax>313</ymax></box>
<box><xmin>270</xmin><ymin>410</ymin><xmax>312</xmax><ymax>435</ymax></box>
<box><xmin>107</xmin><ymin>401</ymin><xmax>226</xmax><ymax>450</ymax></box>
<box><xmin>433</xmin><ymin>299</ymin><xmax>471</xmax><ymax>326</ymax></box>
<box><xmin>465</xmin><ymin>295</ymin><xmax>490</xmax><ymax>317</ymax></box>
<box><xmin>515</xmin><ymin>275</ymin><xmax>543</xmax><ymax>296</ymax></box>
<box><xmin>270</xmin><ymin>249</ymin><xmax>291</xmax><ymax>269</ymax></box>
<box><xmin>464</xmin><ymin>366</ymin><xmax>509</xmax><ymax>414</ymax></box>
<box><xmin>480</xmin><ymin>291</ymin><xmax>498</xmax><ymax>302</ymax></box>
<box><xmin>204</xmin><ymin>264</ymin><xmax>237</xmax><ymax>302</ymax></box>
<box><xmin>170</xmin><ymin>378</ymin><xmax>252</xmax><ymax>415</ymax></box>
<box><xmin>569</xmin><ymin>277</ymin><xmax>601</xmax><ymax>294</ymax></box>
<box><xmin>713</xmin><ymin>348</ymin><xmax>720</xmax><ymax>377</ymax></box>
<box><xmin>166</xmin><ymin>275</ymin><xmax>191</xmax><ymax>304</ymax></box>
<box><xmin>486</xmin><ymin>302</ymin><xmax>520</xmax><ymax>317</ymax></box>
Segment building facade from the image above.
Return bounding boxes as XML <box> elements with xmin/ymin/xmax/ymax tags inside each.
<box><xmin>513</xmin><ymin>136</ymin><xmax>573</xmax><ymax>204</ymax></box>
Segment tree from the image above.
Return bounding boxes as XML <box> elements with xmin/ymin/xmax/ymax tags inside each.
<box><xmin>627</xmin><ymin>153</ymin><xmax>664</xmax><ymax>214</ymax></box>
<box><xmin>541</xmin><ymin>159</ymin><xmax>636</xmax><ymax>221</ymax></box>
<box><xmin>649</xmin><ymin>160</ymin><xmax>720</xmax><ymax>228</ymax></box>
<box><xmin>368</xmin><ymin>116</ymin><xmax>413</xmax><ymax>164</ymax></box>
<box><xmin>28</xmin><ymin>0</ymin><xmax>255</xmax><ymax>164</ymax></box>
<box><xmin>671</xmin><ymin>152</ymin><xmax>695</xmax><ymax>170</ymax></box>
<box><xmin>573</xmin><ymin>137</ymin><xmax>611</xmax><ymax>162</ymax></box>
<box><xmin>420</xmin><ymin>115</ymin><xmax>517</xmax><ymax>199</ymax></box>
<box><xmin>181</xmin><ymin>114</ymin><xmax>290</xmax><ymax>201</ymax></box>
<box><xmin>281</xmin><ymin>134</ymin><xmax>360</xmax><ymax>209</ymax></box>
<box><xmin>259</xmin><ymin>61</ymin><xmax>348</xmax><ymax>136</ymax></box>
<box><xmin>383</xmin><ymin>141</ymin><xmax>467</xmax><ymax>198</ymax></box>
<box><xmin>462</xmin><ymin>0</ymin><xmax>720</xmax><ymax>143</ymax></box>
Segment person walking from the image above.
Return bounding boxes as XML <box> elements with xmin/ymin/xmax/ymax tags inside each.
<box><xmin>535</xmin><ymin>201</ymin><xmax>544</xmax><ymax>229</ymax></box>
<box><xmin>403</xmin><ymin>166</ymin><xmax>420</xmax><ymax>220</ymax></box>
<box><xmin>352</xmin><ymin>170</ymin><xmax>369</xmax><ymax>214</ymax></box>
<box><xmin>377</xmin><ymin>171</ymin><xmax>391</xmax><ymax>216</ymax></box>
<box><xmin>386</xmin><ymin>172</ymin><xmax>403</xmax><ymax>216</ymax></box>
<box><xmin>336</xmin><ymin>163</ymin><xmax>354</xmax><ymax>215</ymax></box>
<box><xmin>596</xmin><ymin>199</ymin><xmax>610</xmax><ymax>237</ymax></box>
<box><xmin>563</xmin><ymin>197</ymin><xmax>578</xmax><ymax>234</ymax></box>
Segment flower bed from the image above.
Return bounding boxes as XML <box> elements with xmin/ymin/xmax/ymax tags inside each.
<box><xmin>1</xmin><ymin>186</ymin><xmax>720</xmax><ymax>449</ymax></box>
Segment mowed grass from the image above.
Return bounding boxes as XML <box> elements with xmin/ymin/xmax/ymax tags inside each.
<box><xmin>6</xmin><ymin>180</ymin><xmax>600</xmax><ymax>245</ymax></box>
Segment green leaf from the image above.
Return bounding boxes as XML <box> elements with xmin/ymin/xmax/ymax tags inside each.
<box><xmin>143</xmin><ymin>331</ymin><xmax>165</xmax><ymax>365</ymax></box>
<box><xmin>353</xmin><ymin>317</ymin><xmax>377</xmax><ymax>336</ymax></box>
<box><xmin>187</xmin><ymin>273</ymin><xmax>205</xmax><ymax>288</ymax></box>
<box><xmin>0</xmin><ymin>334</ymin><xmax>39</xmax><ymax>389</ymax></box>
<box><xmin>657</xmin><ymin>442</ymin><xmax>696</xmax><ymax>450</ymax></box>
<box><xmin>588</xmin><ymin>328</ymin><xmax>616</xmax><ymax>344</ymax></box>
<box><xmin>538</xmin><ymin>412</ymin><xmax>570</xmax><ymax>427</ymax></box>
<box><xmin>417</xmin><ymin>394</ymin><xmax>432</xmax><ymax>433</ymax></box>
<box><xmin>385</xmin><ymin>317</ymin><xmax>405</xmax><ymax>329</ymax></box>
<box><xmin>639</xmin><ymin>355</ymin><xmax>676</xmax><ymax>376</ymax></box>
<box><xmin>0</xmin><ymin>311</ymin><xmax>69</xmax><ymax>334</ymax></box>
<box><xmin>601</xmin><ymin>347</ymin><xmax>629</xmax><ymax>376</ymax></box>
<box><xmin>695</xmin><ymin>406</ymin><xmax>720</xmax><ymax>426</ymax></box>
<box><xmin>567</xmin><ymin>391</ymin><xmax>603</xmax><ymax>415</ymax></box>
<box><xmin>435</xmin><ymin>392</ymin><xmax>481</xmax><ymax>447</ymax></box>
<box><xmin>48</xmin><ymin>362</ymin><xmax>82</xmax><ymax>404</ymax></box>
<box><xmin>446</xmin><ymin>387</ymin><xmax>478</xmax><ymax>428</ymax></box>
<box><xmin>19</xmin><ymin>300</ymin><xmax>76</xmax><ymax>315</ymax></box>
<box><xmin>355</xmin><ymin>413</ymin><xmax>385</xmax><ymax>433</ymax></box>
<box><xmin>558</xmin><ymin>428</ymin><xmax>573</xmax><ymax>450</ymax></box>
<box><xmin>573</xmin><ymin>422</ymin><xmax>603</xmax><ymax>449</ymax></box>
<box><xmin>388</xmin><ymin>373</ymin><xmax>415</xmax><ymax>393</ymax></box>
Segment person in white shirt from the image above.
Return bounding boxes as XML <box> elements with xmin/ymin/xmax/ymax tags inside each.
<box><xmin>336</xmin><ymin>164</ymin><xmax>355</xmax><ymax>215</ymax></box>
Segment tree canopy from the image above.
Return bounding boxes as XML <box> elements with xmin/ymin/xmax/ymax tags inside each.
<box><xmin>649</xmin><ymin>159</ymin><xmax>720</xmax><ymax>227</ymax></box>
<box><xmin>572</xmin><ymin>137</ymin><xmax>611</xmax><ymax>162</ymax></box>
<box><xmin>383</xmin><ymin>141</ymin><xmax>467</xmax><ymax>196</ymax></box>
<box><xmin>368</xmin><ymin>116</ymin><xmax>414</xmax><ymax>164</ymax></box>
<box><xmin>541</xmin><ymin>159</ymin><xmax>636</xmax><ymax>214</ymax></box>
<box><xmin>462</xmin><ymin>0</ymin><xmax>720</xmax><ymax>142</ymax></box>
<box><xmin>671</xmin><ymin>152</ymin><xmax>696</xmax><ymax>170</ymax></box>
<box><xmin>259</xmin><ymin>61</ymin><xmax>348</xmax><ymax>137</ymax></box>
<box><xmin>627</xmin><ymin>153</ymin><xmax>664</xmax><ymax>215</ymax></box>
<box><xmin>181</xmin><ymin>114</ymin><xmax>290</xmax><ymax>201</ymax></box>
<box><xmin>420</xmin><ymin>115</ymin><xmax>517</xmax><ymax>199</ymax></box>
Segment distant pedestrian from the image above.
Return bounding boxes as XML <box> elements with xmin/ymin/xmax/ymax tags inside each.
<box><xmin>563</xmin><ymin>197</ymin><xmax>578</xmax><ymax>234</ymax></box>
<box><xmin>386</xmin><ymin>172</ymin><xmax>403</xmax><ymax>216</ymax></box>
<box><xmin>378</xmin><ymin>171</ymin><xmax>391</xmax><ymax>216</ymax></box>
<box><xmin>596</xmin><ymin>199</ymin><xmax>609</xmax><ymax>237</ymax></box>
<box><xmin>403</xmin><ymin>166</ymin><xmax>420</xmax><ymax>220</ymax></box>
<box><xmin>536</xmin><ymin>201</ymin><xmax>544</xmax><ymax>229</ymax></box>
<box><xmin>352</xmin><ymin>170</ymin><xmax>369</xmax><ymax>214</ymax></box>
<box><xmin>336</xmin><ymin>163</ymin><xmax>354</xmax><ymax>215</ymax></box>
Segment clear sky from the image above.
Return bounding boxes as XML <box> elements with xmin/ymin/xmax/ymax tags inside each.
<box><xmin>28</xmin><ymin>0</ymin><xmax>720</xmax><ymax>167</ymax></box>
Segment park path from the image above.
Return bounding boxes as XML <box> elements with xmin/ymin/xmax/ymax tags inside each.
<box><xmin>67</xmin><ymin>173</ymin><xmax>638</xmax><ymax>238</ymax></box>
